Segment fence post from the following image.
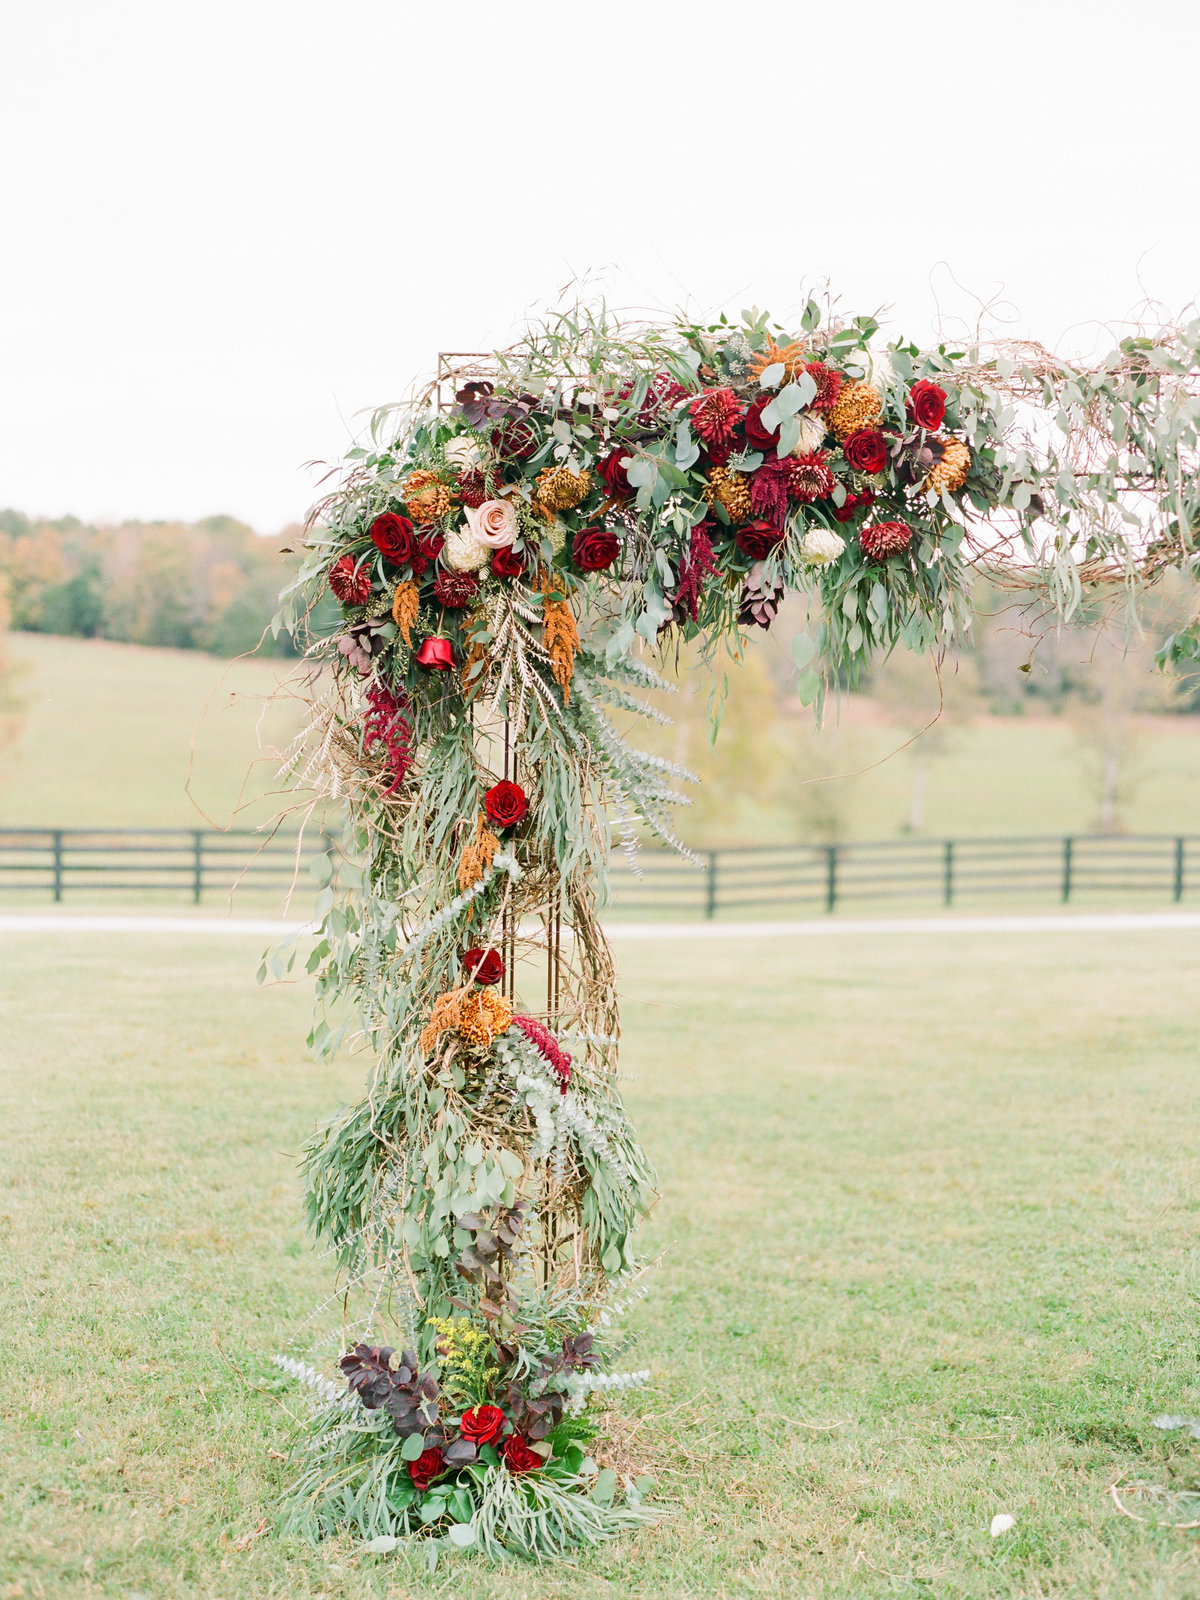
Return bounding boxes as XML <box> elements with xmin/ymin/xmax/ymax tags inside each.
<box><xmin>825</xmin><ymin>844</ymin><xmax>838</xmax><ymax>914</ymax></box>
<box><xmin>943</xmin><ymin>840</ymin><xmax>954</xmax><ymax>907</ymax></box>
<box><xmin>51</xmin><ymin>830</ymin><xmax>64</xmax><ymax>903</ymax></box>
<box><xmin>193</xmin><ymin>830</ymin><xmax>204</xmax><ymax>904</ymax></box>
<box><xmin>1174</xmin><ymin>837</ymin><xmax>1185</xmax><ymax>903</ymax></box>
<box><xmin>1061</xmin><ymin>836</ymin><xmax>1073</xmax><ymax>903</ymax></box>
<box><xmin>704</xmin><ymin>850</ymin><xmax>718</xmax><ymax>920</ymax></box>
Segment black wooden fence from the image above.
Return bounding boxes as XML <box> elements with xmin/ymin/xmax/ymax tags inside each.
<box><xmin>1</xmin><ymin>828</ymin><xmax>1198</xmax><ymax>916</ymax></box>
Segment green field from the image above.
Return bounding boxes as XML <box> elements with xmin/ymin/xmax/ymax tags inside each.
<box><xmin>4</xmin><ymin>633</ymin><xmax>1200</xmax><ymax>844</ymax></box>
<box><xmin>0</xmin><ymin>634</ymin><xmax>304</xmax><ymax>830</ymax></box>
<box><xmin>6</xmin><ymin>926</ymin><xmax>1200</xmax><ymax>1598</ymax></box>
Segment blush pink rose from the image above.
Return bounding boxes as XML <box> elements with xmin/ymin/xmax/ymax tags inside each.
<box><xmin>465</xmin><ymin>498</ymin><xmax>518</xmax><ymax>549</ymax></box>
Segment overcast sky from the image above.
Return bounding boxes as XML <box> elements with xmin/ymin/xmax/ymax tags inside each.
<box><xmin>2</xmin><ymin>0</ymin><xmax>1196</xmax><ymax>533</ymax></box>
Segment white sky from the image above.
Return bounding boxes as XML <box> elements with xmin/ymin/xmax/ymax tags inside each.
<box><xmin>1</xmin><ymin>0</ymin><xmax>1197</xmax><ymax>533</ymax></box>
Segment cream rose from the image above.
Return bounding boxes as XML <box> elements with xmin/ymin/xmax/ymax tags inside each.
<box><xmin>443</xmin><ymin>525</ymin><xmax>492</xmax><ymax>572</ymax></box>
<box><xmin>466</xmin><ymin>498</ymin><xmax>518</xmax><ymax>549</ymax></box>
<box><xmin>444</xmin><ymin>435</ymin><xmax>483</xmax><ymax>470</ymax></box>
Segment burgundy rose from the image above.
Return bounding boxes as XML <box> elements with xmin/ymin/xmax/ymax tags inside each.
<box><xmin>842</xmin><ymin>429</ymin><xmax>888</xmax><ymax>475</ymax></box>
<box><xmin>572</xmin><ymin>525</ymin><xmax>620</xmax><ymax>572</ymax></box>
<box><xmin>743</xmin><ymin>395</ymin><xmax>781</xmax><ymax>452</ymax></box>
<box><xmin>328</xmin><ymin>554</ymin><xmax>372</xmax><ymax>605</ymax></box>
<box><xmin>369</xmin><ymin>512</ymin><xmax>416</xmax><ymax>566</ymax></box>
<box><xmin>501</xmin><ymin>1434</ymin><xmax>543</xmax><ymax>1474</ymax></box>
<box><xmin>459</xmin><ymin>1404</ymin><xmax>506</xmax><ymax>1445</ymax></box>
<box><xmin>491</xmin><ymin>545</ymin><xmax>526</xmax><ymax>579</ymax></box>
<box><xmin>906</xmin><ymin>379</ymin><xmax>947</xmax><ymax>432</ymax></box>
<box><xmin>484</xmin><ymin>780</ymin><xmax>528</xmax><ymax>830</ymax></box>
<box><xmin>492</xmin><ymin>418</ymin><xmax>539</xmax><ymax>459</ymax></box>
<box><xmin>462</xmin><ymin>947</ymin><xmax>504</xmax><ymax>987</ymax></box>
<box><xmin>734</xmin><ymin>519</ymin><xmax>784</xmax><ymax>560</ymax></box>
<box><xmin>415</xmin><ymin>636</ymin><xmax>455</xmax><ymax>670</ymax></box>
<box><xmin>596</xmin><ymin>447</ymin><xmax>633</xmax><ymax>500</ymax></box>
<box><xmin>409</xmin><ymin>1447</ymin><xmax>446</xmax><ymax>1492</ymax></box>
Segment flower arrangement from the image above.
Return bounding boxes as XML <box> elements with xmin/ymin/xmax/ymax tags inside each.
<box><xmin>270</xmin><ymin>299</ymin><xmax>1200</xmax><ymax>1562</ymax></box>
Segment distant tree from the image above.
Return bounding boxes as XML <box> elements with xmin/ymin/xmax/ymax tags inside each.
<box><xmin>0</xmin><ymin>509</ymin><xmax>299</xmax><ymax>658</ymax></box>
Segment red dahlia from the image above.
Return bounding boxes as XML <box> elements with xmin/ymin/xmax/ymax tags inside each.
<box><xmin>688</xmin><ymin>387</ymin><xmax>744</xmax><ymax>446</ymax></box>
<box><xmin>860</xmin><ymin>520</ymin><xmax>913</xmax><ymax>560</ymax></box>
<box><xmin>433</xmin><ymin>569</ymin><xmax>479</xmax><ymax>608</ymax></box>
<box><xmin>784</xmin><ymin>451</ymin><xmax>835</xmax><ymax>503</ymax></box>
<box><xmin>804</xmin><ymin>361</ymin><xmax>844</xmax><ymax>414</ymax></box>
<box><xmin>328</xmin><ymin>554</ymin><xmax>372</xmax><ymax>605</ymax></box>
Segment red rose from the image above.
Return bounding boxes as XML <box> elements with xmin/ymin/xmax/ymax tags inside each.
<box><xmin>572</xmin><ymin>526</ymin><xmax>620</xmax><ymax>572</ymax></box>
<box><xmin>842</xmin><ymin>429</ymin><xmax>888</xmax><ymax>474</ymax></box>
<box><xmin>369</xmin><ymin>512</ymin><xmax>416</xmax><ymax>566</ymax></box>
<box><xmin>484</xmin><ymin>780</ymin><xmax>528</xmax><ymax>830</ymax></box>
<box><xmin>409</xmin><ymin>1446</ymin><xmax>446</xmax><ymax>1492</ymax></box>
<box><xmin>734</xmin><ymin>520</ymin><xmax>784</xmax><ymax>560</ymax></box>
<box><xmin>415</xmin><ymin>636</ymin><xmax>455</xmax><ymax>670</ymax></box>
<box><xmin>743</xmin><ymin>395</ymin><xmax>781</xmax><ymax>452</ymax></box>
<box><xmin>328</xmin><ymin>554</ymin><xmax>372</xmax><ymax>606</ymax></box>
<box><xmin>597</xmin><ymin>448</ymin><xmax>633</xmax><ymax>500</ymax></box>
<box><xmin>412</xmin><ymin>529</ymin><xmax>445</xmax><ymax>578</ymax></box>
<box><xmin>462</xmin><ymin>947</ymin><xmax>504</xmax><ymax>987</ymax></box>
<box><xmin>459</xmin><ymin>1404</ymin><xmax>506</xmax><ymax>1445</ymax></box>
<box><xmin>491</xmin><ymin>545</ymin><xmax>526</xmax><ymax>579</ymax></box>
<box><xmin>832</xmin><ymin>488</ymin><xmax>876</xmax><ymax>524</ymax></box>
<box><xmin>501</xmin><ymin>1434</ymin><xmax>543</xmax><ymax>1474</ymax></box>
<box><xmin>906</xmin><ymin>379</ymin><xmax>947</xmax><ymax>432</ymax></box>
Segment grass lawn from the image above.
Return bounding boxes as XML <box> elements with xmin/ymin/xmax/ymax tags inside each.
<box><xmin>5</xmin><ymin>927</ymin><xmax>1200</xmax><ymax>1598</ymax></box>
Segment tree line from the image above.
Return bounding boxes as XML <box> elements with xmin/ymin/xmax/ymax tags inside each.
<box><xmin>0</xmin><ymin>509</ymin><xmax>303</xmax><ymax>657</ymax></box>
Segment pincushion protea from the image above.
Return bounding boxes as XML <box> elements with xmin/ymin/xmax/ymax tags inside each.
<box><xmin>860</xmin><ymin>520</ymin><xmax>914</xmax><ymax>560</ymax></box>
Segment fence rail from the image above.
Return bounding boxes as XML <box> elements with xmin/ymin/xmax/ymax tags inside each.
<box><xmin>1</xmin><ymin>828</ymin><xmax>1199</xmax><ymax>916</ymax></box>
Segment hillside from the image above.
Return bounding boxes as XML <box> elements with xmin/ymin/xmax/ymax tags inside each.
<box><xmin>2</xmin><ymin>633</ymin><xmax>1200</xmax><ymax>839</ymax></box>
<box><xmin>0</xmin><ymin>634</ymin><xmax>307</xmax><ymax>829</ymax></box>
